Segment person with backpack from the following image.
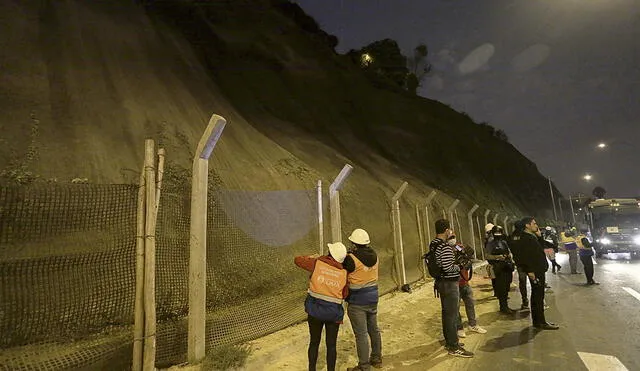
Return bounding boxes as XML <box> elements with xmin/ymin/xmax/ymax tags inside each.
<box><xmin>447</xmin><ymin>235</ymin><xmax>488</xmax><ymax>339</ymax></box>
<box><xmin>428</xmin><ymin>219</ymin><xmax>473</xmax><ymax>358</ymax></box>
<box><xmin>294</xmin><ymin>242</ymin><xmax>349</xmax><ymax>371</ymax></box>
<box><xmin>342</xmin><ymin>228</ymin><xmax>382</xmax><ymax>371</ymax></box>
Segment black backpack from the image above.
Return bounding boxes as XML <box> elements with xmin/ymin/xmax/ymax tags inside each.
<box><xmin>423</xmin><ymin>244</ymin><xmax>442</xmax><ymax>280</ymax></box>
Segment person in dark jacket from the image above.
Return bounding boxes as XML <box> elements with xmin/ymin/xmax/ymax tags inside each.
<box><xmin>343</xmin><ymin>228</ymin><xmax>382</xmax><ymax>371</ymax></box>
<box><xmin>485</xmin><ymin>226</ymin><xmax>516</xmax><ymax>314</ymax></box>
<box><xmin>295</xmin><ymin>242</ymin><xmax>349</xmax><ymax>371</ymax></box>
<box><xmin>511</xmin><ymin>217</ymin><xmax>559</xmax><ymax>330</ymax></box>
<box><xmin>509</xmin><ymin>220</ymin><xmax>530</xmax><ymax>310</ymax></box>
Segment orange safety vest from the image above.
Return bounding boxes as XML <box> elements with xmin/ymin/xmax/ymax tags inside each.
<box><xmin>347</xmin><ymin>254</ymin><xmax>378</xmax><ymax>289</ymax></box>
<box><xmin>308</xmin><ymin>260</ymin><xmax>347</xmax><ymax>304</ymax></box>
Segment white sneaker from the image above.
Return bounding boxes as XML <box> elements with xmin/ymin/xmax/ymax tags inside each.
<box><xmin>468</xmin><ymin>325</ymin><xmax>487</xmax><ymax>334</ymax></box>
<box><xmin>457</xmin><ymin>329</ymin><xmax>467</xmax><ymax>338</ymax></box>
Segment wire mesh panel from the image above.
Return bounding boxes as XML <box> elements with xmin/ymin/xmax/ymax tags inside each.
<box><xmin>0</xmin><ymin>184</ymin><xmax>138</xmax><ymax>370</ymax></box>
<box><xmin>153</xmin><ymin>187</ymin><xmax>320</xmax><ymax>367</ymax></box>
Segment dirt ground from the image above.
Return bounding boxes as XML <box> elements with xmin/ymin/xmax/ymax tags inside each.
<box><xmin>170</xmin><ymin>263</ymin><xmax>499</xmax><ymax>370</ymax></box>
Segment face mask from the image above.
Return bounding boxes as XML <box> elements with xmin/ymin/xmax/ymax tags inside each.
<box><xmin>447</xmin><ymin>238</ymin><xmax>457</xmax><ymax>246</ymax></box>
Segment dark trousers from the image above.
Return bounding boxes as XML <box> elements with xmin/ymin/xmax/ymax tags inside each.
<box><xmin>580</xmin><ymin>255</ymin><xmax>595</xmax><ymax>283</ymax></box>
<box><xmin>437</xmin><ymin>279</ymin><xmax>461</xmax><ymax>349</ymax></box>
<box><xmin>494</xmin><ymin>270</ymin><xmax>511</xmax><ymax>310</ymax></box>
<box><xmin>528</xmin><ymin>273</ymin><xmax>547</xmax><ymax>326</ymax></box>
<box><xmin>308</xmin><ymin>315</ymin><xmax>340</xmax><ymax>371</ymax></box>
<box><xmin>517</xmin><ymin>266</ymin><xmax>529</xmax><ymax>306</ymax></box>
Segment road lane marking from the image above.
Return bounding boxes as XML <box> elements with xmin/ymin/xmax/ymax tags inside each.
<box><xmin>577</xmin><ymin>352</ymin><xmax>628</xmax><ymax>371</ymax></box>
<box><xmin>622</xmin><ymin>287</ymin><xmax>640</xmax><ymax>302</ymax></box>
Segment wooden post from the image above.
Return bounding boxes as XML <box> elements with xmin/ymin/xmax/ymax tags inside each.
<box><xmin>423</xmin><ymin>191</ymin><xmax>437</xmax><ymax>247</ymax></box>
<box><xmin>155</xmin><ymin>148</ymin><xmax>165</xmax><ymax>213</ymax></box>
<box><xmin>476</xmin><ymin>215</ymin><xmax>485</xmax><ymax>260</ymax></box>
<box><xmin>467</xmin><ymin>204</ymin><xmax>479</xmax><ymax>259</ymax></box>
<box><xmin>415</xmin><ymin>204</ymin><xmax>426</xmax><ymax>280</ymax></box>
<box><xmin>188</xmin><ymin>114</ymin><xmax>227</xmax><ymax>364</ymax></box>
<box><xmin>143</xmin><ymin>139</ymin><xmax>157</xmax><ymax>371</ymax></box>
<box><xmin>454</xmin><ymin>208</ymin><xmax>462</xmax><ymax>242</ymax></box>
<box><xmin>132</xmin><ymin>161</ymin><xmax>146</xmax><ymax>371</ymax></box>
<box><xmin>317</xmin><ymin>180</ymin><xmax>324</xmax><ymax>255</ymax></box>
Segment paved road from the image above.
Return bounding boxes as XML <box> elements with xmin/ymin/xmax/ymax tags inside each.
<box><xmin>435</xmin><ymin>253</ymin><xmax>640</xmax><ymax>371</ymax></box>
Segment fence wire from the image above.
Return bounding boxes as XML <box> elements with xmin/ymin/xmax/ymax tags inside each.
<box><xmin>0</xmin><ymin>184</ymin><xmax>320</xmax><ymax>370</ymax></box>
<box><xmin>0</xmin><ymin>182</ymin><xmax>481</xmax><ymax>370</ymax></box>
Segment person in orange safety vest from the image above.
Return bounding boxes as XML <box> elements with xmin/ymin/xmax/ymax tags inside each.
<box><xmin>343</xmin><ymin>228</ymin><xmax>382</xmax><ymax>371</ymax></box>
<box><xmin>295</xmin><ymin>242</ymin><xmax>348</xmax><ymax>371</ymax></box>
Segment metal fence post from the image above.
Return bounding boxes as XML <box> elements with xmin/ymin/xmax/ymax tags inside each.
<box><xmin>484</xmin><ymin>209</ymin><xmax>491</xmax><ymax>229</ymax></box>
<box><xmin>493</xmin><ymin>212</ymin><xmax>500</xmax><ymax>226</ymax></box>
<box><xmin>503</xmin><ymin>215</ymin><xmax>510</xmax><ymax>234</ymax></box>
<box><xmin>317</xmin><ymin>180</ymin><xmax>324</xmax><ymax>255</ymax></box>
<box><xmin>447</xmin><ymin>199</ymin><xmax>460</xmax><ymax>228</ymax></box>
<box><xmin>391</xmin><ymin>181</ymin><xmax>409</xmax><ymax>292</ymax></box>
<box><xmin>467</xmin><ymin>204</ymin><xmax>479</xmax><ymax>259</ymax></box>
<box><xmin>188</xmin><ymin>115</ymin><xmax>226</xmax><ymax>364</ymax></box>
<box><xmin>329</xmin><ymin>165</ymin><xmax>353</xmax><ymax>243</ymax></box>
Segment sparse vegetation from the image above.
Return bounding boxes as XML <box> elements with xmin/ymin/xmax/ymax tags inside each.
<box><xmin>0</xmin><ymin>113</ymin><xmax>41</xmax><ymax>185</ymax></box>
<box><xmin>202</xmin><ymin>344</ymin><xmax>252</xmax><ymax>371</ymax></box>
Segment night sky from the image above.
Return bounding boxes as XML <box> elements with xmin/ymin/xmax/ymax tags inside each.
<box><xmin>296</xmin><ymin>0</ymin><xmax>640</xmax><ymax>198</ymax></box>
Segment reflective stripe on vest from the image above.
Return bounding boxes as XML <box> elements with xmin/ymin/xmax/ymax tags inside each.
<box><xmin>347</xmin><ymin>254</ymin><xmax>378</xmax><ymax>289</ymax></box>
<box><xmin>308</xmin><ymin>260</ymin><xmax>347</xmax><ymax>305</ymax></box>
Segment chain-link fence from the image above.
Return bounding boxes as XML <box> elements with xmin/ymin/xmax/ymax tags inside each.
<box><xmin>0</xmin><ymin>183</ymin><xmax>320</xmax><ymax>369</ymax></box>
<box><xmin>0</xmin><ymin>179</ymin><xmax>516</xmax><ymax>370</ymax></box>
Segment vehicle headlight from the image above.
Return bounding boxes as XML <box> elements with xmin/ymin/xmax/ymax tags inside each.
<box><xmin>601</xmin><ymin>238</ymin><xmax>611</xmax><ymax>245</ymax></box>
<box><xmin>634</xmin><ymin>236</ymin><xmax>640</xmax><ymax>245</ymax></box>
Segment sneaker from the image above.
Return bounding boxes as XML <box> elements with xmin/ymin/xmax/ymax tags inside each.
<box><xmin>370</xmin><ymin>356</ymin><xmax>383</xmax><ymax>369</ymax></box>
<box><xmin>520</xmin><ymin>303</ymin><xmax>529</xmax><ymax>310</ymax></box>
<box><xmin>448</xmin><ymin>346</ymin><xmax>474</xmax><ymax>358</ymax></box>
<box><xmin>457</xmin><ymin>329</ymin><xmax>466</xmax><ymax>338</ymax></box>
<box><xmin>468</xmin><ymin>325</ymin><xmax>487</xmax><ymax>334</ymax></box>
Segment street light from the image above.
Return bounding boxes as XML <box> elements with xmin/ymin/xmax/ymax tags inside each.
<box><xmin>597</xmin><ymin>143</ymin><xmax>606</xmax><ymax>149</ymax></box>
<box><xmin>583</xmin><ymin>174</ymin><xmax>592</xmax><ymax>181</ymax></box>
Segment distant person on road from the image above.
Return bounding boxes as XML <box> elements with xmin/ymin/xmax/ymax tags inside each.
<box><xmin>560</xmin><ymin>229</ymin><xmax>580</xmax><ymax>274</ymax></box>
<box><xmin>430</xmin><ymin>219</ymin><xmax>474</xmax><ymax>358</ymax></box>
<box><xmin>543</xmin><ymin>226</ymin><xmax>562</xmax><ymax>273</ymax></box>
<box><xmin>295</xmin><ymin>242</ymin><xmax>349</xmax><ymax>371</ymax></box>
<box><xmin>512</xmin><ymin>217</ymin><xmax>559</xmax><ymax>330</ymax></box>
<box><xmin>485</xmin><ymin>225</ymin><xmax>516</xmax><ymax>314</ymax></box>
<box><xmin>576</xmin><ymin>229</ymin><xmax>599</xmax><ymax>285</ymax></box>
<box><xmin>342</xmin><ymin>228</ymin><xmax>383</xmax><ymax>371</ymax></box>
<box><xmin>447</xmin><ymin>235</ymin><xmax>488</xmax><ymax>339</ymax></box>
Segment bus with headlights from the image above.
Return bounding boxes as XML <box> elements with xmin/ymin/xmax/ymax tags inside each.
<box><xmin>588</xmin><ymin>198</ymin><xmax>640</xmax><ymax>258</ymax></box>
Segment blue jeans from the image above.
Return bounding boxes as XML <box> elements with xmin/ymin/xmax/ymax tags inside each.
<box><xmin>457</xmin><ymin>284</ymin><xmax>477</xmax><ymax>328</ymax></box>
<box><xmin>436</xmin><ymin>279</ymin><xmax>461</xmax><ymax>349</ymax></box>
<box><xmin>347</xmin><ymin>303</ymin><xmax>382</xmax><ymax>370</ymax></box>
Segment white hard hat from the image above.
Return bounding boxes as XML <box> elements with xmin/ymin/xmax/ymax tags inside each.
<box><xmin>545</xmin><ymin>226</ymin><xmax>552</xmax><ymax>231</ymax></box>
<box><xmin>484</xmin><ymin>223</ymin><xmax>495</xmax><ymax>233</ymax></box>
<box><xmin>327</xmin><ymin>242</ymin><xmax>347</xmax><ymax>263</ymax></box>
<box><xmin>348</xmin><ymin>228</ymin><xmax>370</xmax><ymax>245</ymax></box>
